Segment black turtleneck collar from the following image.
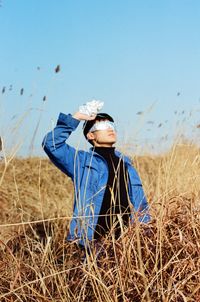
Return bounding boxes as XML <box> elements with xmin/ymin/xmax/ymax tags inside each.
<box><xmin>94</xmin><ymin>146</ymin><xmax>115</xmax><ymax>157</ymax></box>
<box><xmin>93</xmin><ymin>147</ymin><xmax>115</xmax><ymax>153</ymax></box>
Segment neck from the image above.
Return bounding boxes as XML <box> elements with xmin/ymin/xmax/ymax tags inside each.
<box><xmin>94</xmin><ymin>143</ymin><xmax>114</xmax><ymax>148</ymax></box>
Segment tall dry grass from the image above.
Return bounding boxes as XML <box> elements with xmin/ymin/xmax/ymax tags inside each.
<box><xmin>0</xmin><ymin>142</ymin><xmax>199</xmax><ymax>301</ymax></box>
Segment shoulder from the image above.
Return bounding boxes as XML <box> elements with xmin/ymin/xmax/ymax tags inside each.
<box><xmin>115</xmin><ymin>149</ymin><xmax>132</xmax><ymax>165</ymax></box>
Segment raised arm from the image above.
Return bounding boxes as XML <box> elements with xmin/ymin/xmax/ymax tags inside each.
<box><xmin>42</xmin><ymin>111</ymin><xmax>97</xmax><ymax>180</ymax></box>
<box><xmin>42</xmin><ymin>113</ymin><xmax>81</xmax><ymax>179</ymax></box>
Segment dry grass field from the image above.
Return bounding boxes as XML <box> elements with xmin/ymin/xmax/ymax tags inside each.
<box><xmin>0</xmin><ymin>142</ymin><xmax>199</xmax><ymax>301</ymax></box>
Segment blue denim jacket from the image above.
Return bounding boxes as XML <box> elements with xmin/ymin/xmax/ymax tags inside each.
<box><xmin>42</xmin><ymin>113</ymin><xmax>150</xmax><ymax>246</ymax></box>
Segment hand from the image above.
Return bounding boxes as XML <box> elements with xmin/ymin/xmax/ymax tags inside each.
<box><xmin>73</xmin><ymin>112</ymin><xmax>97</xmax><ymax>121</ymax></box>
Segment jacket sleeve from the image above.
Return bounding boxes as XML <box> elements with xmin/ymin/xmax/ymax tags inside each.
<box><xmin>129</xmin><ymin>167</ymin><xmax>151</xmax><ymax>223</ymax></box>
<box><xmin>42</xmin><ymin>113</ymin><xmax>81</xmax><ymax>180</ymax></box>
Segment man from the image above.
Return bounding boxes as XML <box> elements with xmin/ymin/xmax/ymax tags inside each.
<box><xmin>42</xmin><ymin>107</ymin><xmax>150</xmax><ymax>248</ymax></box>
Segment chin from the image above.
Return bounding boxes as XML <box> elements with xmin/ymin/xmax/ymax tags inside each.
<box><xmin>108</xmin><ymin>138</ymin><xmax>116</xmax><ymax>144</ymax></box>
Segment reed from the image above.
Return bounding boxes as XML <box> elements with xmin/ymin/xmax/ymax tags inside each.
<box><xmin>0</xmin><ymin>142</ymin><xmax>199</xmax><ymax>301</ymax></box>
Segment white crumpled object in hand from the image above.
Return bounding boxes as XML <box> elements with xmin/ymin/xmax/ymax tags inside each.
<box><xmin>79</xmin><ymin>100</ymin><xmax>104</xmax><ymax>116</ymax></box>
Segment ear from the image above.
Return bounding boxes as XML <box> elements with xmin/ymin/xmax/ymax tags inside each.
<box><xmin>86</xmin><ymin>132</ymin><xmax>95</xmax><ymax>141</ymax></box>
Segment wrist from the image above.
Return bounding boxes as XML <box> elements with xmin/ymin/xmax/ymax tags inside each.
<box><xmin>73</xmin><ymin>112</ymin><xmax>82</xmax><ymax>120</ymax></box>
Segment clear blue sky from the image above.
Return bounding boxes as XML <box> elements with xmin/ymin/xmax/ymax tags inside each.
<box><xmin>0</xmin><ymin>0</ymin><xmax>200</xmax><ymax>156</ymax></box>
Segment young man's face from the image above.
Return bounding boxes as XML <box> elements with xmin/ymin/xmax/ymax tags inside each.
<box><xmin>86</xmin><ymin>119</ymin><xmax>117</xmax><ymax>147</ymax></box>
